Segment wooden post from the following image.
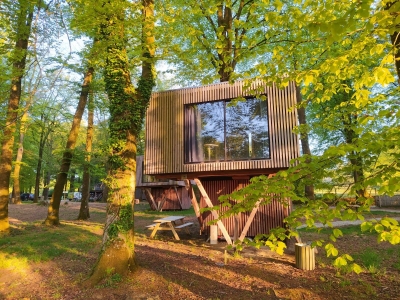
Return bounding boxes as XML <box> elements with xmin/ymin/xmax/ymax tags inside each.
<box><xmin>158</xmin><ymin>188</ymin><xmax>169</xmax><ymax>212</ymax></box>
<box><xmin>194</xmin><ymin>178</ymin><xmax>232</xmax><ymax>245</ymax></box>
<box><xmin>295</xmin><ymin>243</ymin><xmax>315</xmax><ymax>271</ymax></box>
<box><xmin>143</xmin><ymin>188</ymin><xmax>157</xmax><ymax>210</ymax></box>
<box><xmin>239</xmin><ymin>200</ymin><xmax>260</xmax><ymax>241</ymax></box>
<box><xmin>185</xmin><ymin>179</ymin><xmax>204</xmax><ymax>232</ymax></box>
<box><xmin>173</xmin><ymin>186</ymin><xmax>183</xmax><ymax>209</ymax></box>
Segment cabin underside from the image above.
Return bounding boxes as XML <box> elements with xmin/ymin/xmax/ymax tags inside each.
<box><xmin>178</xmin><ymin>175</ymin><xmax>292</xmax><ymax>244</ymax></box>
<box><xmin>141</xmin><ymin>186</ymin><xmax>191</xmax><ymax>211</ymax></box>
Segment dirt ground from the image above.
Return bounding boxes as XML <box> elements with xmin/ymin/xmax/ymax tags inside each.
<box><xmin>2</xmin><ymin>201</ymin><xmax>400</xmax><ymax>300</ymax></box>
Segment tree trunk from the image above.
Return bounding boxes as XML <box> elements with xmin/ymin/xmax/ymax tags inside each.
<box><xmin>34</xmin><ymin>132</ymin><xmax>44</xmax><ymax>203</ymax></box>
<box><xmin>44</xmin><ymin>66</ymin><xmax>94</xmax><ymax>225</ymax></box>
<box><xmin>387</xmin><ymin>1</ymin><xmax>400</xmax><ymax>84</ymax></box>
<box><xmin>78</xmin><ymin>91</ymin><xmax>94</xmax><ymax>220</ymax></box>
<box><xmin>13</xmin><ymin>108</ymin><xmax>31</xmax><ymax>205</ymax></box>
<box><xmin>295</xmin><ymin>86</ymin><xmax>315</xmax><ymax>200</ymax></box>
<box><xmin>42</xmin><ymin>171</ymin><xmax>50</xmax><ymax>200</ymax></box>
<box><xmin>86</xmin><ymin>0</ymin><xmax>155</xmax><ymax>286</ymax></box>
<box><xmin>342</xmin><ymin>113</ymin><xmax>366</xmax><ymax>198</ymax></box>
<box><xmin>12</xmin><ymin>129</ymin><xmax>25</xmax><ymax>205</ymax></box>
<box><xmin>0</xmin><ymin>1</ymin><xmax>34</xmax><ymax>232</ymax></box>
<box><xmin>69</xmin><ymin>169</ymin><xmax>76</xmax><ymax>192</ymax></box>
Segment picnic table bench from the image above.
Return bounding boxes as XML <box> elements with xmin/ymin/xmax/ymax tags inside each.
<box><xmin>147</xmin><ymin>216</ymin><xmax>193</xmax><ymax>240</ymax></box>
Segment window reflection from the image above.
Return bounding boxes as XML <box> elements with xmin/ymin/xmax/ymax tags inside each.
<box><xmin>184</xmin><ymin>98</ymin><xmax>269</xmax><ymax>163</ymax></box>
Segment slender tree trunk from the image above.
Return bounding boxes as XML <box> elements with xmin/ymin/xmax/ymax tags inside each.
<box><xmin>0</xmin><ymin>1</ymin><xmax>34</xmax><ymax>232</ymax></box>
<box><xmin>86</xmin><ymin>0</ymin><xmax>155</xmax><ymax>285</ymax></box>
<box><xmin>42</xmin><ymin>171</ymin><xmax>50</xmax><ymax>200</ymax></box>
<box><xmin>78</xmin><ymin>91</ymin><xmax>94</xmax><ymax>220</ymax></box>
<box><xmin>295</xmin><ymin>86</ymin><xmax>315</xmax><ymax>199</ymax></box>
<box><xmin>44</xmin><ymin>66</ymin><xmax>94</xmax><ymax>225</ymax></box>
<box><xmin>34</xmin><ymin>134</ymin><xmax>44</xmax><ymax>202</ymax></box>
<box><xmin>12</xmin><ymin>130</ymin><xmax>25</xmax><ymax>205</ymax></box>
<box><xmin>13</xmin><ymin>109</ymin><xmax>30</xmax><ymax>205</ymax></box>
<box><xmin>217</xmin><ymin>5</ymin><xmax>233</xmax><ymax>82</ymax></box>
<box><xmin>342</xmin><ymin>113</ymin><xmax>366</xmax><ymax>198</ymax></box>
<box><xmin>69</xmin><ymin>169</ymin><xmax>76</xmax><ymax>192</ymax></box>
<box><xmin>387</xmin><ymin>1</ymin><xmax>400</xmax><ymax>84</ymax></box>
<box><xmin>392</xmin><ymin>31</ymin><xmax>400</xmax><ymax>84</ymax></box>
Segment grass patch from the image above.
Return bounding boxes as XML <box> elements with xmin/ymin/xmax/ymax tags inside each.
<box><xmin>0</xmin><ymin>223</ymin><xmax>100</xmax><ymax>263</ymax></box>
<box><xmin>298</xmin><ymin>225</ymin><xmax>367</xmax><ymax>236</ymax></box>
<box><xmin>354</xmin><ymin>248</ymin><xmax>382</xmax><ymax>270</ymax></box>
<box><xmin>365</xmin><ymin>210</ymin><xmax>400</xmax><ymax>217</ymax></box>
<box><xmin>134</xmin><ymin>203</ymin><xmax>195</xmax><ymax>218</ymax></box>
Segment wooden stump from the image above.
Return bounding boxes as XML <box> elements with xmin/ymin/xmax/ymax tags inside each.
<box><xmin>295</xmin><ymin>243</ymin><xmax>315</xmax><ymax>270</ymax></box>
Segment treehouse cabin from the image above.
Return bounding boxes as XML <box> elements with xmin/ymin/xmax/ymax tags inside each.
<box><xmin>144</xmin><ymin>80</ymin><xmax>299</xmax><ymax>243</ymax></box>
<box><xmin>136</xmin><ymin>155</ymin><xmax>191</xmax><ymax>211</ymax></box>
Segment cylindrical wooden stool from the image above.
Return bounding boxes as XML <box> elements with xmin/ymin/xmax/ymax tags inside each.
<box><xmin>295</xmin><ymin>243</ymin><xmax>315</xmax><ymax>270</ymax></box>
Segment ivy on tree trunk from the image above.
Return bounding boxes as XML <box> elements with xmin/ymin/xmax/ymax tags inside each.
<box><xmin>86</xmin><ymin>0</ymin><xmax>156</xmax><ymax>285</ymax></box>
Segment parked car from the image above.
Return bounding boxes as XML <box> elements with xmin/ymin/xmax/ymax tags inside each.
<box><xmin>67</xmin><ymin>192</ymin><xmax>82</xmax><ymax>201</ymax></box>
<box><xmin>20</xmin><ymin>193</ymin><xmax>34</xmax><ymax>201</ymax></box>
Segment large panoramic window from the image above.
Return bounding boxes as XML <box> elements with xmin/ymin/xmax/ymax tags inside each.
<box><xmin>184</xmin><ymin>98</ymin><xmax>270</xmax><ymax>163</ymax></box>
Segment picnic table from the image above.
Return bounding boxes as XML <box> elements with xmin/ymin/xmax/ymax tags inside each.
<box><xmin>147</xmin><ymin>216</ymin><xmax>193</xmax><ymax>240</ymax></box>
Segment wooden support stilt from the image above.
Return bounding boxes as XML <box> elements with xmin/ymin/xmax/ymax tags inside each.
<box><xmin>174</xmin><ymin>186</ymin><xmax>183</xmax><ymax>209</ymax></box>
<box><xmin>184</xmin><ymin>179</ymin><xmax>203</xmax><ymax>232</ymax></box>
<box><xmin>239</xmin><ymin>200</ymin><xmax>260</xmax><ymax>242</ymax></box>
<box><xmin>238</xmin><ymin>174</ymin><xmax>274</xmax><ymax>241</ymax></box>
<box><xmin>158</xmin><ymin>188</ymin><xmax>170</xmax><ymax>212</ymax></box>
<box><xmin>143</xmin><ymin>188</ymin><xmax>157</xmax><ymax>210</ymax></box>
<box><xmin>194</xmin><ymin>178</ymin><xmax>232</xmax><ymax>245</ymax></box>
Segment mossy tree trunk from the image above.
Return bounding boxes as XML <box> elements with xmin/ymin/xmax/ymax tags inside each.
<box><xmin>86</xmin><ymin>0</ymin><xmax>155</xmax><ymax>285</ymax></box>
<box><xmin>0</xmin><ymin>0</ymin><xmax>34</xmax><ymax>233</ymax></box>
<box><xmin>78</xmin><ymin>92</ymin><xmax>94</xmax><ymax>220</ymax></box>
<box><xmin>44</xmin><ymin>66</ymin><xmax>94</xmax><ymax>225</ymax></box>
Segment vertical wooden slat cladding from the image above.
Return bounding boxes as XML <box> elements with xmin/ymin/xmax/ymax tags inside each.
<box><xmin>145</xmin><ymin>80</ymin><xmax>299</xmax><ymax>176</ymax></box>
<box><xmin>268</xmin><ymin>84</ymin><xmax>276</xmax><ymax>168</ymax></box>
<box><xmin>200</xmin><ymin>179</ymin><xmax>291</xmax><ymax>237</ymax></box>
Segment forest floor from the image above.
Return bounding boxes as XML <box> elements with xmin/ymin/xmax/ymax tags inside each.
<box><xmin>2</xmin><ymin>201</ymin><xmax>400</xmax><ymax>300</ymax></box>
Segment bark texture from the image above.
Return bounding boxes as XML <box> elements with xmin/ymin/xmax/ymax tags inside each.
<box><xmin>12</xmin><ymin>109</ymin><xmax>30</xmax><ymax>205</ymax></box>
<box><xmin>78</xmin><ymin>91</ymin><xmax>94</xmax><ymax>220</ymax></box>
<box><xmin>44</xmin><ymin>67</ymin><xmax>94</xmax><ymax>225</ymax></box>
<box><xmin>0</xmin><ymin>1</ymin><xmax>34</xmax><ymax>232</ymax></box>
<box><xmin>86</xmin><ymin>0</ymin><xmax>155</xmax><ymax>286</ymax></box>
<box><xmin>295</xmin><ymin>86</ymin><xmax>315</xmax><ymax>200</ymax></box>
<box><xmin>34</xmin><ymin>115</ymin><xmax>54</xmax><ymax>203</ymax></box>
<box><xmin>387</xmin><ymin>1</ymin><xmax>400</xmax><ymax>84</ymax></box>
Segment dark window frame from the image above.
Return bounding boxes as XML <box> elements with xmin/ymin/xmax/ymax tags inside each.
<box><xmin>184</xmin><ymin>96</ymin><xmax>270</xmax><ymax>164</ymax></box>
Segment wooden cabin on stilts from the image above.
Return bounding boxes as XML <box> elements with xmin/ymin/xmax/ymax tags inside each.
<box><xmin>144</xmin><ymin>80</ymin><xmax>299</xmax><ymax>244</ymax></box>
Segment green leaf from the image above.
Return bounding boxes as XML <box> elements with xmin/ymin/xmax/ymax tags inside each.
<box><xmin>374</xmin><ymin>224</ymin><xmax>384</xmax><ymax>232</ymax></box>
<box><xmin>361</xmin><ymin>221</ymin><xmax>373</xmax><ymax>232</ymax></box>
<box><xmin>352</xmin><ymin>263</ymin><xmax>363</xmax><ymax>274</ymax></box>
<box><xmin>333</xmin><ymin>256</ymin><xmax>347</xmax><ymax>267</ymax></box>
<box><xmin>325</xmin><ymin>243</ymin><xmax>338</xmax><ymax>257</ymax></box>
<box><xmin>373</xmin><ymin>67</ymin><xmax>395</xmax><ymax>86</ymax></box>
<box><xmin>333</xmin><ymin>228</ymin><xmax>343</xmax><ymax>238</ymax></box>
